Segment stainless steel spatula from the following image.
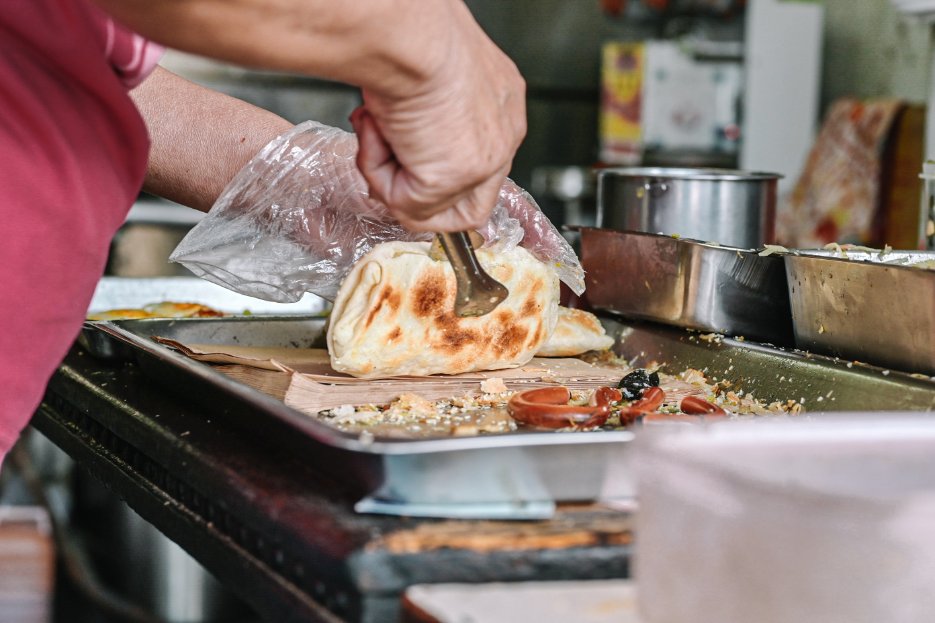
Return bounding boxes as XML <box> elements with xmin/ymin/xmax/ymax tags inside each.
<box><xmin>436</xmin><ymin>231</ymin><xmax>509</xmax><ymax>317</ymax></box>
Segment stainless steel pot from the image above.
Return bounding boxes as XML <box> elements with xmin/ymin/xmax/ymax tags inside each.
<box><xmin>596</xmin><ymin>167</ymin><xmax>782</xmax><ymax>248</ymax></box>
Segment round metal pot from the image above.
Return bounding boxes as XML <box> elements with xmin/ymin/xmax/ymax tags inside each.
<box><xmin>596</xmin><ymin>167</ymin><xmax>782</xmax><ymax>248</ymax></box>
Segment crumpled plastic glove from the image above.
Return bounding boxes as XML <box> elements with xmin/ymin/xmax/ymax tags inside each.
<box><xmin>170</xmin><ymin>121</ymin><xmax>585</xmax><ymax>302</ymax></box>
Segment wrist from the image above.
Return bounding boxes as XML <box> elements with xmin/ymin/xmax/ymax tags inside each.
<box><xmin>335</xmin><ymin>0</ymin><xmax>468</xmax><ymax>99</ymax></box>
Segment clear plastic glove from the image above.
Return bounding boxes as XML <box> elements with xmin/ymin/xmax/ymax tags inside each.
<box><xmin>170</xmin><ymin>121</ymin><xmax>585</xmax><ymax>302</ymax></box>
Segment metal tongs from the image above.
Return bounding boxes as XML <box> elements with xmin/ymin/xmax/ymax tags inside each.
<box><xmin>436</xmin><ymin>232</ymin><xmax>508</xmax><ymax>317</ymax></box>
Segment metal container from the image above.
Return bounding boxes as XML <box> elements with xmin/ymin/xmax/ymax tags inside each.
<box><xmin>596</xmin><ymin>167</ymin><xmax>782</xmax><ymax>248</ymax></box>
<box><xmin>84</xmin><ymin>316</ymin><xmax>633</xmax><ymax>518</ymax></box>
<box><xmin>784</xmin><ymin>249</ymin><xmax>935</xmax><ymax>375</ymax></box>
<box><xmin>80</xmin><ymin>314</ymin><xmax>935</xmax><ymax>519</ymax></box>
<box><xmin>579</xmin><ymin>227</ymin><xmax>794</xmax><ymax>346</ymax></box>
<box><xmin>81</xmin><ymin>276</ymin><xmax>331</xmax><ymax>359</ymax></box>
<box><xmin>87</xmin><ymin>276</ymin><xmax>330</xmax><ymax>316</ymax></box>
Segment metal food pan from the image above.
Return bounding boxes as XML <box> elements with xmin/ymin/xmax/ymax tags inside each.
<box><xmin>601</xmin><ymin>317</ymin><xmax>935</xmax><ymax>413</ymax></box>
<box><xmin>82</xmin><ymin>315</ymin><xmax>935</xmax><ymax>514</ymax></box>
<box><xmin>579</xmin><ymin>227</ymin><xmax>794</xmax><ymax>346</ymax></box>
<box><xmin>81</xmin><ymin>276</ymin><xmax>331</xmax><ymax>360</ymax></box>
<box><xmin>87</xmin><ymin>276</ymin><xmax>331</xmax><ymax>315</ymax></box>
<box><xmin>595</xmin><ymin>167</ymin><xmax>780</xmax><ymax>249</ymax></box>
<box><xmin>84</xmin><ymin>317</ymin><xmax>634</xmax><ymax>515</ymax></box>
<box><xmin>784</xmin><ymin>250</ymin><xmax>935</xmax><ymax>375</ymax></box>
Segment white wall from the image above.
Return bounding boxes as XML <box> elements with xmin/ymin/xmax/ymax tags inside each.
<box><xmin>740</xmin><ymin>0</ymin><xmax>824</xmax><ymax>196</ymax></box>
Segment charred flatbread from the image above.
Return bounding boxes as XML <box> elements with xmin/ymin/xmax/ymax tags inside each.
<box><xmin>86</xmin><ymin>302</ymin><xmax>226</xmax><ymax>321</ymax></box>
<box><xmin>327</xmin><ymin>241</ymin><xmax>560</xmax><ymax>378</ymax></box>
<box><xmin>536</xmin><ymin>307</ymin><xmax>615</xmax><ymax>357</ymax></box>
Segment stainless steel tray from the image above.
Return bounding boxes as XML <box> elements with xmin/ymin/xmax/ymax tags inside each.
<box><xmin>84</xmin><ymin>316</ymin><xmax>633</xmax><ymax>516</ymax></box>
<box><xmin>82</xmin><ymin>276</ymin><xmax>331</xmax><ymax>359</ymax></box>
<box><xmin>602</xmin><ymin>316</ymin><xmax>935</xmax><ymax>412</ymax></box>
<box><xmin>81</xmin><ymin>315</ymin><xmax>935</xmax><ymax>516</ymax></box>
<box><xmin>784</xmin><ymin>249</ymin><xmax>935</xmax><ymax>375</ymax></box>
<box><xmin>88</xmin><ymin>276</ymin><xmax>331</xmax><ymax>315</ymax></box>
<box><xmin>579</xmin><ymin>227</ymin><xmax>794</xmax><ymax>345</ymax></box>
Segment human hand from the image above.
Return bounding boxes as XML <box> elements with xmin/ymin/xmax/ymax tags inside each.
<box><xmin>170</xmin><ymin>122</ymin><xmax>583</xmax><ymax>302</ymax></box>
<box><xmin>99</xmin><ymin>0</ymin><xmax>524</xmax><ymax>231</ymax></box>
<box><xmin>92</xmin><ymin>0</ymin><xmax>522</xmax><ymax>232</ymax></box>
<box><xmin>349</xmin><ymin>1</ymin><xmax>526</xmax><ymax>233</ymax></box>
<box><xmin>294</xmin><ymin>136</ymin><xmax>584</xmax><ymax>296</ymax></box>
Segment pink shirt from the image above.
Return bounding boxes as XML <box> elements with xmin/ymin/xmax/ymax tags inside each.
<box><xmin>0</xmin><ymin>1</ymin><xmax>163</xmax><ymax>457</ymax></box>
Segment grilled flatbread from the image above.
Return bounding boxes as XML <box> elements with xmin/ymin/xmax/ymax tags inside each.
<box><xmin>327</xmin><ymin>241</ymin><xmax>560</xmax><ymax>378</ymax></box>
<box><xmin>536</xmin><ymin>306</ymin><xmax>615</xmax><ymax>357</ymax></box>
<box><xmin>86</xmin><ymin>308</ymin><xmax>156</xmax><ymax>321</ymax></box>
<box><xmin>87</xmin><ymin>302</ymin><xmax>225</xmax><ymax>321</ymax></box>
<box><xmin>143</xmin><ymin>302</ymin><xmax>226</xmax><ymax>318</ymax></box>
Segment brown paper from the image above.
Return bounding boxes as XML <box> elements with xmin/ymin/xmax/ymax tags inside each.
<box><xmin>155</xmin><ymin>338</ymin><xmax>630</xmax><ymax>414</ymax></box>
<box><xmin>284</xmin><ymin>360</ymin><xmax>627</xmax><ymax>413</ymax></box>
<box><xmin>213</xmin><ymin>365</ymin><xmax>293</xmax><ymax>401</ymax></box>
<box><xmin>153</xmin><ymin>338</ymin><xmax>332</xmax><ymax>372</ymax></box>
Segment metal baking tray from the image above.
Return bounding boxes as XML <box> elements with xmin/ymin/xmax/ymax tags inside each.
<box><xmin>88</xmin><ymin>276</ymin><xmax>331</xmax><ymax>316</ymax></box>
<box><xmin>579</xmin><ymin>227</ymin><xmax>794</xmax><ymax>346</ymax></box>
<box><xmin>81</xmin><ymin>276</ymin><xmax>331</xmax><ymax>359</ymax></box>
<box><xmin>81</xmin><ymin>314</ymin><xmax>935</xmax><ymax>516</ymax></box>
<box><xmin>784</xmin><ymin>249</ymin><xmax>935</xmax><ymax>375</ymax></box>
<box><xmin>83</xmin><ymin>316</ymin><xmax>633</xmax><ymax>517</ymax></box>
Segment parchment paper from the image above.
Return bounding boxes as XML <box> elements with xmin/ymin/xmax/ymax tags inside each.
<box><xmin>154</xmin><ymin>338</ymin><xmax>629</xmax><ymax>413</ymax></box>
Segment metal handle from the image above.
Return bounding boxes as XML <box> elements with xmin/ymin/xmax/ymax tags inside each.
<box><xmin>642</xmin><ymin>180</ymin><xmax>669</xmax><ymax>198</ymax></box>
<box><xmin>436</xmin><ymin>232</ymin><xmax>509</xmax><ymax>317</ymax></box>
<box><xmin>635</xmin><ymin>181</ymin><xmax>668</xmax><ymax>233</ymax></box>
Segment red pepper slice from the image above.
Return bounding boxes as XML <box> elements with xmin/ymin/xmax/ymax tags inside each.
<box><xmin>619</xmin><ymin>386</ymin><xmax>667</xmax><ymax>425</ymax></box>
<box><xmin>507</xmin><ymin>386</ymin><xmax>619</xmax><ymax>429</ymax></box>
<box><xmin>680</xmin><ymin>396</ymin><xmax>728</xmax><ymax>418</ymax></box>
<box><xmin>592</xmin><ymin>386</ymin><xmax>623</xmax><ymax>407</ymax></box>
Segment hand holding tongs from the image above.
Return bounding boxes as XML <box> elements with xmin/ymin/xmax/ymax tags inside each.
<box><xmin>435</xmin><ymin>231</ymin><xmax>508</xmax><ymax>317</ymax></box>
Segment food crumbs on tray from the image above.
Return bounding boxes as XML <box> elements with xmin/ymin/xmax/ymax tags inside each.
<box><xmin>480</xmin><ymin>377</ymin><xmax>508</xmax><ymax>394</ymax></box>
<box><xmin>332</xmin><ymin>404</ymin><xmax>355</xmax><ymax>418</ymax></box>
<box><xmin>758</xmin><ymin>244</ymin><xmax>789</xmax><ymax>257</ymax></box>
<box><xmin>313</xmin><ymin>352</ymin><xmax>806</xmax><ymax>439</ymax></box>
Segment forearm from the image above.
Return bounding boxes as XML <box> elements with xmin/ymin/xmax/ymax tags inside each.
<box><xmin>92</xmin><ymin>0</ymin><xmax>454</xmax><ymax>99</ymax></box>
<box><xmin>130</xmin><ymin>67</ymin><xmax>293</xmax><ymax>211</ymax></box>
<box><xmin>103</xmin><ymin>0</ymin><xmax>526</xmax><ymax>232</ymax></box>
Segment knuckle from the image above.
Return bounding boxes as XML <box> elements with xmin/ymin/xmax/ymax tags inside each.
<box><xmin>460</xmin><ymin>162</ymin><xmax>492</xmax><ymax>186</ymax></box>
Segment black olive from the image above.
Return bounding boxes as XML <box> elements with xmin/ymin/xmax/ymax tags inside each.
<box><xmin>617</xmin><ymin>369</ymin><xmax>660</xmax><ymax>400</ymax></box>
